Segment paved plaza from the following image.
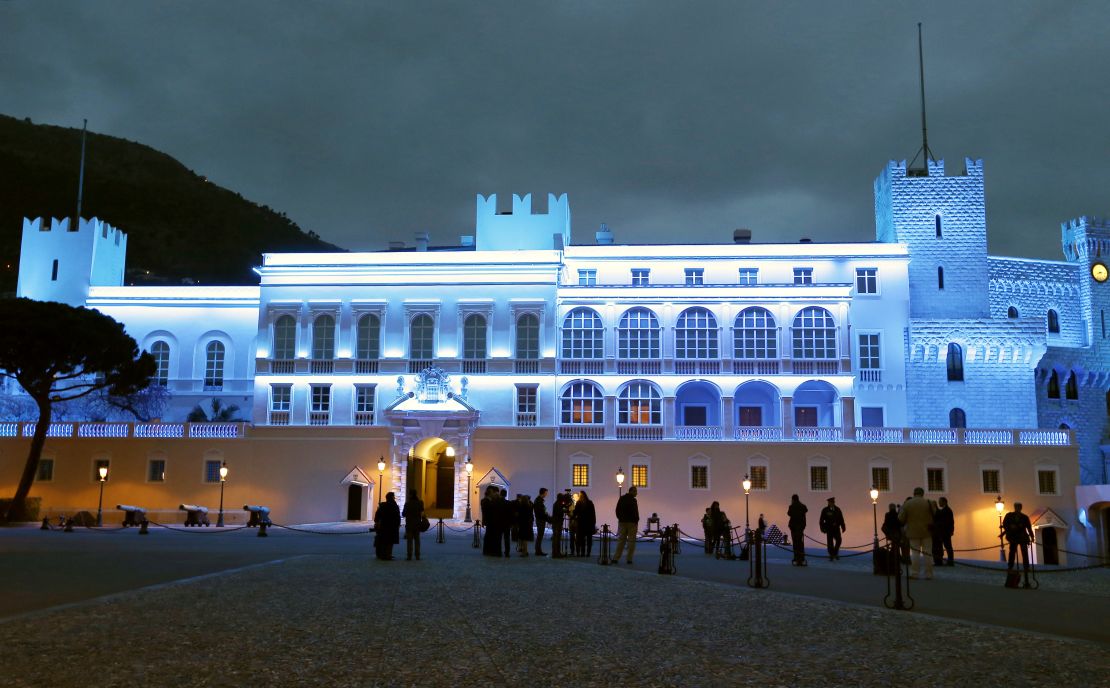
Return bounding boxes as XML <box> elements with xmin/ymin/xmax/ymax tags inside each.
<box><xmin>2</xmin><ymin>523</ymin><xmax>1108</xmax><ymax>687</ymax></box>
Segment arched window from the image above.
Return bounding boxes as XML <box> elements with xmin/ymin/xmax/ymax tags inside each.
<box><xmin>560</xmin><ymin>381</ymin><xmax>603</xmax><ymax>424</ymax></box>
<box><xmin>1047</xmin><ymin>309</ymin><xmax>1060</xmax><ymax>334</ymax></box>
<box><xmin>312</xmin><ymin>315</ymin><xmax>335</xmax><ymax>360</ymax></box>
<box><xmin>946</xmin><ymin>343</ymin><xmax>963</xmax><ymax>381</ymax></box>
<box><xmin>204</xmin><ymin>341</ymin><xmax>225</xmax><ymax>390</ymax></box>
<box><xmin>1047</xmin><ymin>370</ymin><xmax>1060</xmax><ymax>399</ymax></box>
<box><xmin>617</xmin><ymin>308</ymin><xmax>660</xmax><ymax>359</ymax></box>
<box><xmin>150</xmin><ymin>341</ymin><xmax>170</xmax><ymax>386</ymax></box>
<box><xmin>515</xmin><ymin>313</ymin><xmax>539</xmax><ymax>360</ymax></box>
<box><xmin>410</xmin><ymin>314</ymin><xmax>435</xmax><ymax>359</ymax></box>
<box><xmin>1065</xmin><ymin>371</ymin><xmax>1078</xmax><ymax>400</ymax></box>
<box><xmin>619</xmin><ymin>381</ymin><xmax>662</xmax><ymax>425</ymax></box>
<box><xmin>948</xmin><ymin>408</ymin><xmax>966</xmax><ymax>428</ymax></box>
<box><xmin>791</xmin><ymin>307</ymin><xmax>836</xmax><ymax>359</ymax></box>
<box><xmin>273</xmin><ymin>315</ymin><xmax>296</xmax><ymax>360</ymax></box>
<box><xmin>675</xmin><ymin>307</ymin><xmax>718</xmax><ymax>359</ymax></box>
<box><xmin>561</xmin><ymin>308</ymin><xmax>604</xmax><ymax>359</ymax></box>
<box><xmin>1007</xmin><ymin>306</ymin><xmax>1018</xmax><ymax>319</ymax></box>
<box><xmin>463</xmin><ymin>314</ymin><xmax>487</xmax><ymax>360</ymax></box>
<box><xmin>734</xmin><ymin>307</ymin><xmax>778</xmax><ymax>359</ymax></box>
<box><xmin>356</xmin><ymin>314</ymin><xmax>380</xmax><ymax>360</ymax></box>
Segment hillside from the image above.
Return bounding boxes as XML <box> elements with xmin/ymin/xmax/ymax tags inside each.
<box><xmin>0</xmin><ymin>114</ymin><xmax>342</xmax><ymax>290</ymax></box>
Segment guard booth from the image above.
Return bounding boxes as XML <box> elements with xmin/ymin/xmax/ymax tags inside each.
<box><xmin>474</xmin><ymin>467</ymin><xmax>511</xmax><ymax>518</ymax></box>
<box><xmin>1030</xmin><ymin>507</ymin><xmax>1068</xmax><ymax>566</ymax></box>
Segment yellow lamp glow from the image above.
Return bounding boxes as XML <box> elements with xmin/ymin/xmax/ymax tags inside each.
<box><xmin>465</xmin><ymin>458</ymin><xmax>473</xmax><ymax>475</ymax></box>
<box><xmin>616</xmin><ymin>467</ymin><xmax>625</xmax><ymax>487</ymax></box>
<box><xmin>995</xmin><ymin>495</ymin><xmax>1004</xmax><ymax>513</ymax></box>
<box><xmin>377</xmin><ymin>457</ymin><xmax>387</xmax><ymax>473</ymax></box>
<box><xmin>219</xmin><ymin>462</ymin><xmax>228</xmax><ymax>481</ymax></box>
<box><xmin>742</xmin><ymin>474</ymin><xmax>752</xmax><ymax>495</ymax></box>
<box><xmin>445</xmin><ymin>446</ymin><xmax>455</xmax><ymax>458</ymax></box>
<box><xmin>869</xmin><ymin>486</ymin><xmax>879</xmax><ymax>503</ymax></box>
<box><xmin>98</xmin><ymin>465</ymin><xmax>108</xmax><ymax>481</ymax></box>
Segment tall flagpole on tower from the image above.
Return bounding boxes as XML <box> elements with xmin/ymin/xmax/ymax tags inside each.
<box><xmin>75</xmin><ymin>119</ymin><xmax>87</xmax><ymax>226</ymax></box>
<box><xmin>909</xmin><ymin>23</ymin><xmax>936</xmax><ymax>174</ymax></box>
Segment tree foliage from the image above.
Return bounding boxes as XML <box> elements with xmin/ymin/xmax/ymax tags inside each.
<box><xmin>0</xmin><ymin>298</ymin><xmax>155</xmax><ymax>521</ymax></box>
<box><xmin>186</xmin><ymin>397</ymin><xmax>241</xmax><ymax>423</ymax></box>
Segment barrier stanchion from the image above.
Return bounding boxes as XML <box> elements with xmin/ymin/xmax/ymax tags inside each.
<box><xmin>472</xmin><ymin>520</ymin><xmax>482</xmax><ymax>549</ymax></box>
<box><xmin>436</xmin><ymin>518</ymin><xmax>445</xmax><ymax>544</ymax></box>
<box><xmin>883</xmin><ymin>542</ymin><xmax>914</xmax><ymax>610</ymax></box>
<box><xmin>746</xmin><ymin>524</ymin><xmax>769</xmax><ymax>588</ymax></box>
<box><xmin>598</xmin><ymin>524</ymin><xmax>612</xmax><ymax>565</ymax></box>
<box><xmin>657</xmin><ymin>525</ymin><xmax>677</xmax><ymax>575</ymax></box>
<box><xmin>139</xmin><ymin>519</ymin><xmax>149</xmax><ymax>535</ymax></box>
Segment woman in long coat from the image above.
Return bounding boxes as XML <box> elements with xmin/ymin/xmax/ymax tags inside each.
<box><xmin>374</xmin><ymin>492</ymin><xmax>401</xmax><ymax>560</ymax></box>
<box><xmin>574</xmin><ymin>491</ymin><xmax>597</xmax><ymax>557</ymax></box>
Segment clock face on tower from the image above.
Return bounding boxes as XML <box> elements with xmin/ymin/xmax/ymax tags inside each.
<box><xmin>1093</xmin><ymin>261</ymin><xmax>1108</xmax><ymax>283</ymax></box>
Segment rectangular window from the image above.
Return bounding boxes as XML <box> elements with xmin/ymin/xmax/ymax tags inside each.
<box><xmin>355</xmin><ymin>385</ymin><xmax>375</xmax><ymax>425</ymax></box>
<box><xmin>858</xmin><ymin>333</ymin><xmax>881</xmax><ymax>370</ymax></box>
<box><xmin>738</xmin><ymin>268</ymin><xmax>758</xmax><ymax>285</ymax></box>
<box><xmin>36</xmin><ymin>458</ymin><xmax>54</xmax><ymax>482</ymax></box>
<box><xmin>204</xmin><ymin>460</ymin><xmax>222</xmax><ymax>483</ymax></box>
<box><xmin>148</xmin><ymin>459</ymin><xmax>166</xmax><ymax>483</ymax></box>
<box><xmin>516</xmin><ymin>385</ymin><xmax>538</xmax><ymax>427</ymax></box>
<box><xmin>572</xmin><ymin>463</ymin><xmax>590</xmax><ymax>487</ymax></box>
<box><xmin>793</xmin><ymin>268</ymin><xmax>813</xmax><ymax>285</ymax></box>
<box><xmin>1037</xmin><ymin>469</ymin><xmax>1058</xmax><ymax>495</ymax></box>
<box><xmin>684</xmin><ymin>268</ymin><xmax>704</xmax><ymax>286</ymax></box>
<box><xmin>938</xmin><ymin>266</ymin><xmax>945</xmax><ymax>289</ymax></box>
<box><xmin>51</xmin><ymin>259</ymin><xmax>59</xmax><ymax>281</ymax></box>
<box><xmin>809</xmin><ymin>465</ymin><xmax>829</xmax><ymax>491</ymax></box>
<box><xmin>632</xmin><ymin>464</ymin><xmax>648</xmax><ymax>488</ymax></box>
<box><xmin>860</xmin><ymin>407</ymin><xmax>884</xmax><ymax>427</ymax></box>
<box><xmin>270</xmin><ymin>385</ymin><xmax>292</xmax><ymax>412</ymax></box>
<box><xmin>871</xmin><ymin>466</ymin><xmax>891</xmax><ymax>492</ymax></box>
<box><xmin>855</xmin><ymin>268</ymin><xmax>878</xmax><ymax>294</ymax></box>
<box><xmin>981</xmin><ymin>469</ymin><xmax>1001</xmax><ymax>494</ymax></box>
<box><xmin>94</xmin><ymin>459</ymin><xmax>110</xmax><ymax>482</ymax></box>
<box><xmin>578</xmin><ymin>269</ymin><xmax>597</xmax><ymax>286</ymax></box>
<box><xmin>750</xmin><ymin>465</ymin><xmax>768</xmax><ymax>491</ymax></box>
<box><xmin>690</xmin><ymin>465</ymin><xmax>708</xmax><ymax>489</ymax></box>
<box><xmin>311</xmin><ymin>385</ymin><xmax>331</xmax><ymax>412</ymax></box>
<box><xmin>927</xmin><ymin>467</ymin><xmax>946</xmax><ymax>492</ymax></box>
<box><xmin>631</xmin><ymin>268</ymin><xmax>650</xmax><ymax>286</ymax></box>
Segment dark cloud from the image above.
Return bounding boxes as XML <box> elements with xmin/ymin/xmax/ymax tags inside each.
<box><xmin>2</xmin><ymin>1</ymin><xmax>1107</xmax><ymax>259</ymax></box>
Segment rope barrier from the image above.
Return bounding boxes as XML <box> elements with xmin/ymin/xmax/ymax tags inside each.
<box><xmin>270</xmin><ymin>523</ymin><xmax>367</xmax><ymax>535</ymax></box>
<box><xmin>146</xmin><ymin>519</ymin><xmax>251</xmax><ymax>533</ymax></box>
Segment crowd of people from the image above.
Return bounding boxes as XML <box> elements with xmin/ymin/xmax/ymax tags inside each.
<box><xmin>477</xmin><ymin>486</ymin><xmax>602</xmax><ymax>560</ymax></box>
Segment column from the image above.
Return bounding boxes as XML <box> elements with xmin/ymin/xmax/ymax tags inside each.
<box><xmin>781</xmin><ymin>396</ymin><xmax>794</xmax><ymax>439</ymax></box>
<box><xmin>722</xmin><ymin>395</ymin><xmax>734</xmax><ymax>439</ymax></box>
<box><xmin>841</xmin><ymin>396</ymin><xmax>856</xmax><ymax>440</ymax></box>
<box><xmin>663</xmin><ymin>396</ymin><xmax>676</xmax><ymax>439</ymax></box>
<box><xmin>604</xmin><ymin>395</ymin><xmax>616</xmax><ymax>439</ymax></box>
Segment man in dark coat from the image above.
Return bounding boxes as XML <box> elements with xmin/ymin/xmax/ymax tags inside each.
<box><xmin>1002</xmin><ymin>502</ymin><xmax>1035</xmax><ymax>571</ymax></box>
<box><xmin>787</xmin><ymin>494</ymin><xmax>808</xmax><ymax>565</ymax></box>
<box><xmin>932</xmin><ymin>496</ymin><xmax>955</xmax><ymax>566</ymax></box>
<box><xmin>499</xmin><ymin>488</ymin><xmax>514</xmax><ymax>557</ymax></box>
<box><xmin>818</xmin><ymin>496</ymin><xmax>846</xmax><ymax>561</ymax></box>
<box><xmin>516</xmin><ymin>494</ymin><xmax>533</xmax><ymax>556</ymax></box>
<box><xmin>373</xmin><ymin>492</ymin><xmax>401</xmax><ymax>561</ymax></box>
<box><xmin>402</xmin><ymin>488</ymin><xmax>424</xmax><ymax>561</ymax></box>
<box><xmin>613</xmin><ymin>486</ymin><xmax>640</xmax><ymax>565</ymax></box>
<box><xmin>533</xmin><ymin>488</ymin><xmax>549</xmax><ymax>556</ymax></box>
<box><xmin>574</xmin><ymin>491</ymin><xmax>597</xmax><ymax>557</ymax></box>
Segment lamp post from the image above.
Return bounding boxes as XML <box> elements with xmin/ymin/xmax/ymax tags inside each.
<box><xmin>377</xmin><ymin>457</ymin><xmax>387</xmax><ymax>506</ymax></box>
<box><xmin>742</xmin><ymin>474</ymin><xmax>752</xmax><ymax>533</ymax></box>
<box><xmin>870</xmin><ymin>485</ymin><xmax>880</xmax><ymax>575</ymax></box>
<box><xmin>217</xmin><ymin>462</ymin><xmax>228</xmax><ymax>527</ymax></box>
<box><xmin>996</xmin><ymin>495</ymin><xmax>1005</xmax><ymax>562</ymax></box>
<box><xmin>616</xmin><ymin>467</ymin><xmax>625</xmax><ymax>497</ymax></box>
<box><xmin>96</xmin><ymin>465</ymin><xmax>108</xmax><ymax>526</ymax></box>
<box><xmin>464</xmin><ymin>457</ymin><xmax>474</xmax><ymax>523</ymax></box>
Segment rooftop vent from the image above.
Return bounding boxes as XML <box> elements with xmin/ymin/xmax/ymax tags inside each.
<box><xmin>459</xmin><ymin>235</ymin><xmax>474</xmax><ymax>247</ymax></box>
<box><xmin>596</xmin><ymin>223</ymin><xmax>613</xmax><ymax>245</ymax></box>
<box><xmin>799</xmin><ymin>237</ymin><xmax>812</xmax><ymax>244</ymax></box>
<box><xmin>415</xmin><ymin>231</ymin><xmax>429</xmax><ymax>252</ymax></box>
<box><xmin>388</xmin><ymin>241</ymin><xmax>406</xmax><ymax>250</ymax></box>
<box><xmin>733</xmin><ymin>228</ymin><xmax>752</xmax><ymax>244</ymax></box>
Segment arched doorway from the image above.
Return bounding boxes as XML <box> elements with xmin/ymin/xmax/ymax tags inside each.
<box><xmin>407</xmin><ymin>437</ymin><xmax>459</xmax><ymax>519</ymax></box>
<box><xmin>793</xmin><ymin>380</ymin><xmax>839</xmax><ymax>427</ymax></box>
<box><xmin>734</xmin><ymin>380</ymin><xmax>781</xmax><ymax>428</ymax></box>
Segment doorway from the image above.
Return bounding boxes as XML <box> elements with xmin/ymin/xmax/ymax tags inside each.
<box><xmin>683</xmin><ymin>405</ymin><xmax>708</xmax><ymax>426</ymax></box>
<box><xmin>795</xmin><ymin>406</ymin><xmax>818</xmax><ymax>427</ymax></box>
<box><xmin>739</xmin><ymin>406</ymin><xmax>762</xmax><ymax>427</ymax></box>
<box><xmin>406</xmin><ymin>437</ymin><xmax>458</xmax><ymax>520</ymax></box>
<box><xmin>1039</xmin><ymin>527</ymin><xmax>1059</xmax><ymax>565</ymax></box>
<box><xmin>346</xmin><ymin>483</ymin><xmax>366</xmax><ymax>521</ymax></box>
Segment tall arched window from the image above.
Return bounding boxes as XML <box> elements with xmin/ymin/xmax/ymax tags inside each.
<box><xmin>1047</xmin><ymin>370</ymin><xmax>1060</xmax><ymax>399</ymax></box>
<box><xmin>791</xmin><ymin>307</ymin><xmax>836</xmax><ymax>359</ymax></box>
<box><xmin>1007</xmin><ymin>306</ymin><xmax>1018</xmax><ymax>319</ymax></box>
<box><xmin>734</xmin><ymin>307</ymin><xmax>778</xmax><ymax>359</ymax></box>
<box><xmin>410</xmin><ymin>314</ymin><xmax>435</xmax><ymax>359</ymax></box>
<box><xmin>560</xmin><ymin>381</ymin><xmax>603</xmax><ymax>424</ymax></box>
<box><xmin>619</xmin><ymin>381</ymin><xmax>662</xmax><ymax>425</ymax></box>
<box><xmin>949</xmin><ymin>408</ymin><xmax>966</xmax><ymax>428</ymax></box>
<box><xmin>561</xmin><ymin>308</ymin><xmax>604</xmax><ymax>359</ymax></box>
<box><xmin>1065</xmin><ymin>371</ymin><xmax>1078</xmax><ymax>400</ymax></box>
<box><xmin>204</xmin><ymin>341</ymin><xmax>225</xmax><ymax>390</ymax></box>
<box><xmin>150</xmin><ymin>341</ymin><xmax>170</xmax><ymax>386</ymax></box>
<box><xmin>617</xmin><ymin>308</ymin><xmax>660</xmax><ymax>359</ymax></box>
<box><xmin>515</xmin><ymin>313</ymin><xmax>539</xmax><ymax>360</ymax></box>
<box><xmin>463</xmin><ymin>314</ymin><xmax>487</xmax><ymax>360</ymax></box>
<box><xmin>675</xmin><ymin>307</ymin><xmax>718</xmax><ymax>359</ymax></box>
<box><xmin>273</xmin><ymin>315</ymin><xmax>296</xmax><ymax>360</ymax></box>
<box><xmin>1047</xmin><ymin>309</ymin><xmax>1060</xmax><ymax>334</ymax></box>
<box><xmin>312</xmin><ymin>315</ymin><xmax>335</xmax><ymax>360</ymax></box>
<box><xmin>946</xmin><ymin>343</ymin><xmax>964</xmax><ymax>381</ymax></box>
<box><xmin>356</xmin><ymin>314</ymin><xmax>380</xmax><ymax>360</ymax></box>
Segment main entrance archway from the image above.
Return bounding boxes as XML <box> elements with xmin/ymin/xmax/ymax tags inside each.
<box><xmin>407</xmin><ymin>437</ymin><xmax>461</xmax><ymax>520</ymax></box>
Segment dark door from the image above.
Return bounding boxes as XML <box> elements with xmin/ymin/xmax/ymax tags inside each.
<box><xmin>1040</xmin><ymin>527</ymin><xmax>1059</xmax><ymax>565</ymax></box>
<box><xmin>795</xmin><ymin>407</ymin><xmax>818</xmax><ymax>427</ymax></box>
<box><xmin>347</xmin><ymin>484</ymin><xmax>363</xmax><ymax>520</ymax></box>
<box><xmin>684</xmin><ymin>406</ymin><xmax>707</xmax><ymax>426</ymax></box>
<box><xmin>738</xmin><ymin>406</ymin><xmax>762</xmax><ymax>427</ymax></box>
<box><xmin>436</xmin><ymin>464</ymin><xmax>454</xmax><ymax>510</ymax></box>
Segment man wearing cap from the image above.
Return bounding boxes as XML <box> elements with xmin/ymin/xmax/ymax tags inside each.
<box><xmin>818</xmin><ymin>497</ymin><xmax>846</xmax><ymax>560</ymax></box>
<box><xmin>613</xmin><ymin>486</ymin><xmax>640</xmax><ymax>565</ymax></box>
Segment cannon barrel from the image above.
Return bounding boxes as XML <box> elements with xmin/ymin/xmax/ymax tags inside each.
<box><xmin>116</xmin><ymin>504</ymin><xmax>145</xmax><ymax>513</ymax></box>
<box><xmin>243</xmin><ymin>505</ymin><xmax>270</xmax><ymax>514</ymax></box>
<box><xmin>179</xmin><ymin>504</ymin><xmax>209</xmax><ymax>513</ymax></box>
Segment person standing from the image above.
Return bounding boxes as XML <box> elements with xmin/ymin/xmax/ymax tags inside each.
<box><xmin>533</xmin><ymin>488</ymin><xmax>549</xmax><ymax>556</ymax></box>
<box><xmin>613</xmin><ymin>486</ymin><xmax>640</xmax><ymax>565</ymax></box>
<box><xmin>402</xmin><ymin>488</ymin><xmax>425</xmax><ymax>561</ymax></box>
<box><xmin>1002</xmin><ymin>501</ymin><xmax>1035</xmax><ymax>572</ymax></box>
<box><xmin>818</xmin><ymin>497</ymin><xmax>846</xmax><ymax>561</ymax></box>
<box><xmin>373</xmin><ymin>491</ymin><xmax>401</xmax><ymax>561</ymax></box>
<box><xmin>499</xmin><ymin>488</ymin><xmax>513</xmax><ymax>557</ymax></box>
<box><xmin>575</xmin><ymin>491</ymin><xmax>597</xmax><ymax>557</ymax></box>
<box><xmin>701</xmin><ymin>507</ymin><xmax>714</xmax><ymax>554</ymax></box>
<box><xmin>550</xmin><ymin>493</ymin><xmax>567</xmax><ymax>558</ymax></box>
<box><xmin>516</xmin><ymin>494</ymin><xmax>533</xmax><ymax>556</ymax></box>
<box><xmin>481</xmin><ymin>485</ymin><xmax>500</xmax><ymax>556</ymax></box>
<box><xmin>709</xmin><ymin>501</ymin><xmax>726</xmax><ymax>556</ymax></box>
<box><xmin>787</xmin><ymin>494</ymin><xmax>808</xmax><ymax>566</ymax></box>
<box><xmin>899</xmin><ymin>487</ymin><xmax>937</xmax><ymax>579</ymax></box>
<box><xmin>932</xmin><ymin>496</ymin><xmax>955</xmax><ymax>566</ymax></box>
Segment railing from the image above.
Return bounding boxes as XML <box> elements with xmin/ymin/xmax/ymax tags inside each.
<box><xmin>964</xmin><ymin>429</ymin><xmax>1012</xmax><ymax>445</ymax></box>
<box><xmin>461</xmin><ymin>359</ymin><xmax>487</xmax><ymax>374</ymax></box>
<box><xmin>794</xmin><ymin>426</ymin><xmax>843</xmax><ymax>441</ymax></box>
<box><xmin>908</xmin><ymin>428</ymin><xmax>958</xmax><ymax>444</ymax></box>
<box><xmin>732</xmin><ymin>360</ymin><xmax>780</xmax><ymax>375</ymax></box>
<box><xmin>559</xmin><ymin>360</ymin><xmax>604</xmax><ymax>375</ymax></box>
<box><xmin>792</xmin><ymin>360</ymin><xmax>840</xmax><ymax>375</ymax></box>
<box><xmin>271</xmin><ymin>359</ymin><xmax>296</xmax><ymax>374</ymax></box>
<box><xmin>858</xmin><ymin>369</ymin><xmax>882</xmax><ymax>383</ymax></box>
<box><xmin>515</xmin><ymin>412</ymin><xmax>537</xmax><ymax>427</ymax></box>
<box><xmin>355</xmin><ymin>360</ymin><xmax>380</xmax><ymax>374</ymax></box>
<box><xmin>734</xmin><ymin>426</ymin><xmax>785</xmax><ymax>441</ymax></box>
<box><xmin>855</xmin><ymin>427</ymin><xmax>904</xmax><ymax>443</ymax></box>
<box><xmin>557</xmin><ymin>425</ymin><xmax>605</xmax><ymax>440</ymax></box>
<box><xmin>675</xmin><ymin>426</ymin><xmax>722</xmax><ymax>440</ymax></box>
<box><xmin>202</xmin><ymin>383</ymin><xmax>224</xmax><ymax>392</ymax></box>
<box><xmin>309</xmin><ymin>412</ymin><xmax>330</xmax><ymax>426</ymax></box>
<box><xmin>268</xmin><ymin>412</ymin><xmax>290</xmax><ymax>427</ymax></box>
<box><xmin>1018</xmin><ymin>429</ymin><xmax>1071</xmax><ymax>446</ymax></box>
<box><xmin>616</xmin><ymin>425</ymin><xmax>664</xmax><ymax>440</ymax></box>
<box><xmin>22</xmin><ymin>423</ymin><xmax>73</xmax><ymax>438</ymax></box>
<box><xmin>77</xmin><ymin>423</ymin><xmax>130</xmax><ymax>438</ymax></box>
<box><xmin>409</xmin><ymin>359</ymin><xmax>434</xmax><ymax>374</ymax></box>
<box><xmin>0</xmin><ymin>423</ymin><xmax>18</xmax><ymax>437</ymax></box>
<box><xmin>514</xmin><ymin>359</ymin><xmax>540</xmax><ymax>374</ymax></box>
<box><xmin>310</xmin><ymin>360</ymin><xmax>334</xmax><ymax>375</ymax></box>
<box><xmin>354</xmin><ymin>412</ymin><xmax>375</xmax><ymax>426</ymax></box>
<box><xmin>188</xmin><ymin>423</ymin><xmax>242</xmax><ymax>438</ymax></box>
<box><xmin>674</xmin><ymin>360</ymin><xmax>720</xmax><ymax>375</ymax></box>
<box><xmin>616</xmin><ymin>360</ymin><xmax>661</xmax><ymax>375</ymax></box>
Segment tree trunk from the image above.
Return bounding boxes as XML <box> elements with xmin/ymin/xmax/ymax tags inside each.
<box><xmin>2</xmin><ymin>396</ymin><xmax>51</xmax><ymax>522</ymax></box>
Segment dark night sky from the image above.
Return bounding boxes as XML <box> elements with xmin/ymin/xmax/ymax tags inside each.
<box><xmin>2</xmin><ymin>1</ymin><xmax>1108</xmax><ymax>259</ymax></box>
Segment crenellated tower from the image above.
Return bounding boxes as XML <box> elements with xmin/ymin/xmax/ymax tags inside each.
<box><xmin>475</xmin><ymin>193</ymin><xmax>570</xmax><ymax>251</ymax></box>
<box><xmin>16</xmin><ymin>216</ymin><xmax>128</xmax><ymax>306</ymax></box>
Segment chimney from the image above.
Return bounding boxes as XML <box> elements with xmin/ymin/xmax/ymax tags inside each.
<box><xmin>459</xmin><ymin>235</ymin><xmax>474</xmax><ymax>248</ymax></box>
<box><xmin>595</xmin><ymin>223</ymin><xmax>613</xmax><ymax>245</ymax></box>
<box><xmin>733</xmin><ymin>228</ymin><xmax>752</xmax><ymax>244</ymax></box>
<box><xmin>415</xmin><ymin>231</ymin><xmax>429</xmax><ymax>252</ymax></box>
<box><xmin>388</xmin><ymin>241</ymin><xmax>406</xmax><ymax>250</ymax></box>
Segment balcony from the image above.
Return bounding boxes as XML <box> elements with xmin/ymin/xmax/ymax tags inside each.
<box><xmin>354</xmin><ymin>412</ymin><xmax>375</xmax><ymax>426</ymax></box>
<box><xmin>616</xmin><ymin>425</ymin><xmax>663</xmax><ymax>440</ymax></box>
<box><xmin>793</xmin><ymin>427</ymin><xmax>843</xmax><ymax>441</ymax></box>
<box><xmin>791</xmin><ymin>360</ymin><xmax>840</xmax><ymax>375</ymax></box>
<box><xmin>515</xmin><ymin>412</ymin><xmax>538</xmax><ymax>427</ymax></box>
<box><xmin>514</xmin><ymin>359</ymin><xmax>540</xmax><ymax>374</ymax></box>
<box><xmin>675</xmin><ymin>360</ymin><xmax>720</xmax><ymax>375</ymax></box>
<box><xmin>269</xmin><ymin>411</ymin><xmax>290</xmax><ymax>426</ymax></box>
<box><xmin>559</xmin><ymin>360</ymin><xmax>604</xmax><ymax>375</ymax></box>
<box><xmin>309</xmin><ymin>412</ymin><xmax>330</xmax><ymax>426</ymax></box>
<box><xmin>734</xmin><ymin>426</ymin><xmax>785</xmax><ymax>441</ymax></box>
<box><xmin>558</xmin><ymin>425</ymin><xmax>604</xmax><ymax>440</ymax></box>
<box><xmin>409</xmin><ymin>359</ymin><xmax>434</xmax><ymax>374</ymax></box>
<box><xmin>271</xmin><ymin>359</ymin><xmax>296</xmax><ymax>374</ymax></box>
<box><xmin>858</xmin><ymin>369</ymin><xmax>882</xmax><ymax>383</ymax></box>
<box><xmin>675</xmin><ymin>426</ymin><xmax>722</xmax><ymax>440</ymax></box>
<box><xmin>461</xmin><ymin>359</ymin><xmax>487</xmax><ymax>374</ymax></box>
<box><xmin>617</xmin><ymin>360</ymin><xmax>662</xmax><ymax>375</ymax></box>
<box><xmin>355</xmin><ymin>359</ymin><xmax>380</xmax><ymax>374</ymax></box>
<box><xmin>732</xmin><ymin>359</ymin><xmax>780</xmax><ymax>375</ymax></box>
<box><xmin>310</xmin><ymin>359</ymin><xmax>334</xmax><ymax>375</ymax></box>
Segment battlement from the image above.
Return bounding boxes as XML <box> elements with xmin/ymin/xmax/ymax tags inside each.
<box><xmin>1061</xmin><ymin>216</ymin><xmax>1110</xmax><ymax>262</ymax></box>
<box><xmin>881</xmin><ymin>157</ymin><xmax>983</xmax><ymax>182</ymax></box>
<box><xmin>475</xmin><ymin>193</ymin><xmax>571</xmax><ymax>252</ymax></box>
<box><xmin>17</xmin><ymin>216</ymin><xmax>128</xmax><ymax>305</ymax></box>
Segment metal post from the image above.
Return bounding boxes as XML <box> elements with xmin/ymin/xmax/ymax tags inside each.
<box><xmin>217</xmin><ymin>478</ymin><xmax>226</xmax><ymax>527</ymax></box>
<box><xmin>464</xmin><ymin>471</ymin><xmax>472</xmax><ymax>523</ymax></box>
<box><xmin>598</xmin><ymin>523</ymin><xmax>612</xmax><ymax>565</ymax></box>
<box><xmin>871</xmin><ymin>496</ymin><xmax>880</xmax><ymax>575</ymax></box>
<box><xmin>96</xmin><ymin>479</ymin><xmax>105</xmax><ymax>527</ymax></box>
<box><xmin>436</xmin><ymin>518</ymin><xmax>445</xmax><ymax>544</ymax></box>
<box><xmin>472</xmin><ymin>520</ymin><xmax>481</xmax><ymax>548</ymax></box>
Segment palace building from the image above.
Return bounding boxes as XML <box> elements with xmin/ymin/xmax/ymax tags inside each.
<box><xmin>2</xmin><ymin>156</ymin><xmax>1108</xmax><ymax>562</ymax></box>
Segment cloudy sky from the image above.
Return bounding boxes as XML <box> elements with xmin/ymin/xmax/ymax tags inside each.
<box><xmin>3</xmin><ymin>1</ymin><xmax>1108</xmax><ymax>259</ymax></box>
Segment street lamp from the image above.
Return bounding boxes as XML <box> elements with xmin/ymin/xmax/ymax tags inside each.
<box><xmin>616</xmin><ymin>467</ymin><xmax>625</xmax><ymax>497</ymax></box>
<box><xmin>96</xmin><ymin>465</ymin><xmax>108</xmax><ymax>526</ymax></box>
<box><xmin>995</xmin><ymin>495</ymin><xmax>1005</xmax><ymax>562</ymax></box>
<box><xmin>377</xmin><ymin>457</ymin><xmax>387</xmax><ymax>506</ymax></box>
<box><xmin>464</xmin><ymin>457</ymin><xmax>474</xmax><ymax>522</ymax></box>
<box><xmin>742</xmin><ymin>474</ymin><xmax>752</xmax><ymax>533</ymax></box>
<box><xmin>870</xmin><ymin>485</ymin><xmax>880</xmax><ymax>575</ymax></box>
<box><xmin>217</xmin><ymin>462</ymin><xmax>228</xmax><ymax>527</ymax></box>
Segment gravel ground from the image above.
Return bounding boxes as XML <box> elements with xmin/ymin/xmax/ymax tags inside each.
<box><xmin>3</xmin><ymin>552</ymin><xmax>1108</xmax><ymax>688</ymax></box>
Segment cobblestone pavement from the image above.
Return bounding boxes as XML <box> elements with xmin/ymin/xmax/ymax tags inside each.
<box><xmin>2</xmin><ymin>526</ymin><xmax>1109</xmax><ymax>687</ymax></box>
